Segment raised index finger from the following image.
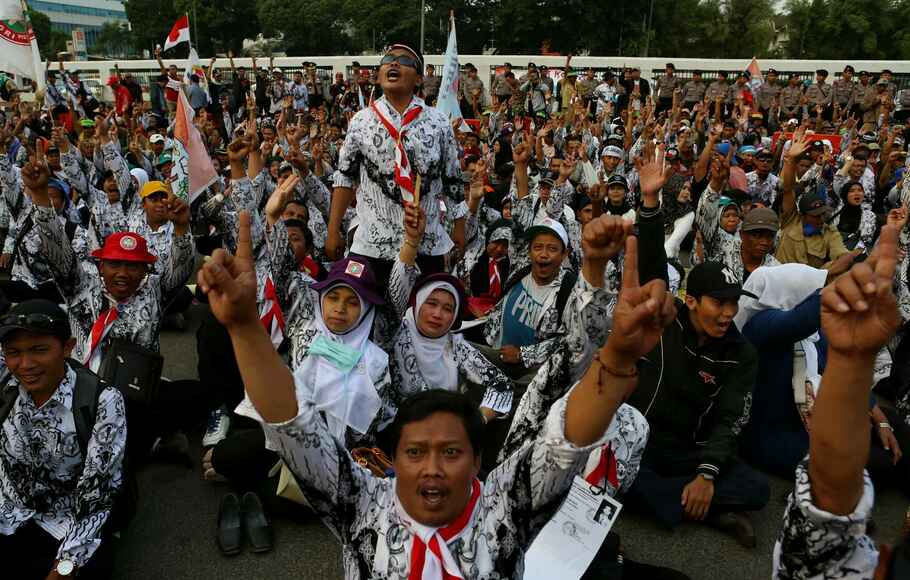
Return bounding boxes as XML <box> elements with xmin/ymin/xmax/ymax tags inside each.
<box><xmin>236</xmin><ymin>210</ymin><xmax>254</xmax><ymax>263</ymax></box>
<box><xmin>621</xmin><ymin>234</ymin><xmax>639</xmax><ymax>290</ymax></box>
<box><xmin>871</xmin><ymin>224</ymin><xmax>899</xmax><ymax>281</ymax></box>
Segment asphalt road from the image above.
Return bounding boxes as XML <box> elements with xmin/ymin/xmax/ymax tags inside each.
<box><xmin>111</xmin><ymin>304</ymin><xmax>908</xmax><ymax>579</ymax></box>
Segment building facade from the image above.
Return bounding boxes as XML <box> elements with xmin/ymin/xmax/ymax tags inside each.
<box><xmin>28</xmin><ymin>0</ymin><xmax>128</xmax><ymax>49</ymax></box>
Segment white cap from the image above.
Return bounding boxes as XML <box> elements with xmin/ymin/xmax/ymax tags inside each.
<box><xmin>149</xmin><ymin>134</ymin><xmax>166</xmax><ymax>144</ymax></box>
<box><xmin>527</xmin><ymin>217</ymin><xmax>569</xmax><ymax>248</ymax></box>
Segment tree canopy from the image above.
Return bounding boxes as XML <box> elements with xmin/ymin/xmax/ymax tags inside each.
<box><xmin>41</xmin><ymin>0</ymin><xmax>910</xmax><ymax>59</ymax></box>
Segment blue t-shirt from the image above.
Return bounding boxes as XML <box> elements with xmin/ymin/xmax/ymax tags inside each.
<box><xmin>500</xmin><ymin>277</ymin><xmax>556</xmax><ymax>347</ymax></box>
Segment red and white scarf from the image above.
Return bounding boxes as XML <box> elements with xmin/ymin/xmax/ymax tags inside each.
<box><xmin>488</xmin><ymin>259</ymin><xmax>503</xmax><ymax>299</ymax></box>
<box><xmin>371</xmin><ymin>100</ymin><xmax>422</xmax><ymax>203</ymax></box>
<box><xmin>85</xmin><ymin>304</ymin><xmax>119</xmax><ymax>372</ymax></box>
<box><xmin>260</xmin><ymin>276</ymin><xmax>285</xmax><ymax>349</ymax></box>
<box><xmin>405</xmin><ymin>479</ymin><xmax>481</xmax><ymax>580</ymax></box>
<box><xmin>584</xmin><ymin>443</ymin><xmax>619</xmax><ymax>490</ymax></box>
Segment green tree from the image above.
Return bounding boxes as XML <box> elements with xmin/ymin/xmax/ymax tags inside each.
<box><xmin>122</xmin><ymin>0</ymin><xmax>181</xmax><ymax>57</ymax></box>
<box><xmin>174</xmin><ymin>0</ymin><xmax>260</xmax><ymax>56</ymax></box>
<box><xmin>27</xmin><ymin>9</ymin><xmax>68</xmax><ymax>59</ymax></box>
<box><xmin>257</xmin><ymin>0</ymin><xmax>354</xmax><ymax>55</ymax></box>
<box><xmin>95</xmin><ymin>22</ymin><xmax>134</xmax><ymax>58</ymax></box>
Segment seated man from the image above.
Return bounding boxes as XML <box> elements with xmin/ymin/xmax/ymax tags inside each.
<box><xmin>721</xmin><ymin>207</ymin><xmax>781</xmax><ymax>283</ymax></box>
<box><xmin>775</xmin><ymin>129</ymin><xmax>850</xmax><ymax>268</ymax></box>
<box><xmin>626</xmin><ymin>261</ymin><xmax>770</xmax><ymax>547</ymax></box>
<box><xmin>0</xmin><ymin>300</ymin><xmax>127</xmax><ymax>580</ymax></box>
<box><xmin>774</xmin><ymin>225</ymin><xmax>906</xmax><ymax>579</ymax></box>
<box><xmin>197</xmin><ymin>209</ymin><xmax>678</xmax><ymax>578</ymax></box>
<box><xmin>481</xmin><ymin>216</ymin><xmax>612</xmax><ymax>379</ymax></box>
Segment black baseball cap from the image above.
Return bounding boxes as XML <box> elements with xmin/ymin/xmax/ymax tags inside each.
<box><xmin>606</xmin><ymin>174</ymin><xmax>629</xmax><ymax>190</ymax></box>
<box><xmin>686</xmin><ymin>262</ymin><xmax>757</xmax><ymax>300</ymax></box>
<box><xmin>0</xmin><ymin>300</ymin><xmax>70</xmax><ymax>342</ymax></box>
<box><xmin>798</xmin><ymin>191</ymin><xmax>828</xmax><ymax>216</ymax></box>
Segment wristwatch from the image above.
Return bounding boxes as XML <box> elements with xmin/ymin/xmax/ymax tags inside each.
<box><xmin>699</xmin><ymin>473</ymin><xmax>715</xmax><ymax>481</ymax></box>
<box><xmin>56</xmin><ymin>560</ymin><xmax>75</xmax><ymax>576</ymax></box>
<box><xmin>879</xmin><ymin>422</ymin><xmax>894</xmax><ymax>431</ymax></box>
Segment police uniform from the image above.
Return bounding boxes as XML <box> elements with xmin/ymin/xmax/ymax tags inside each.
<box><xmin>832</xmin><ymin>77</ymin><xmax>856</xmax><ymax>110</ymax></box>
<box><xmin>755</xmin><ymin>77</ymin><xmax>781</xmax><ymax>115</ymax></box>
<box><xmin>655</xmin><ymin>73</ymin><xmax>682</xmax><ymax>113</ymax></box>
<box><xmin>805</xmin><ymin>70</ymin><xmax>833</xmax><ymax>119</ymax></box>
<box><xmin>682</xmin><ymin>78</ymin><xmax>707</xmax><ymax>106</ymax></box>
<box><xmin>780</xmin><ymin>83</ymin><xmax>804</xmax><ymax>119</ymax></box>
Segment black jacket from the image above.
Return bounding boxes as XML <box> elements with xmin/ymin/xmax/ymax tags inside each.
<box><xmin>626</xmin><ymin>304</ymin><xmax>758</xmax><ymax>479</ymax></box>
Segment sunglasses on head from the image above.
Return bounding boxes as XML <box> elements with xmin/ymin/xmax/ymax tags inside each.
<box><xmin>380</xmin><ymin>54</ymin><xmax>420</xmax><ymax>70</ymax></box>
<box><xmin>0</xmin><ymin>313</ymin><xmax>67</xmax><ymax>333</ymax></box>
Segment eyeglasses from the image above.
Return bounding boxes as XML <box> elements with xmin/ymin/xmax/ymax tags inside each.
<box><xmin>380</xmin><ymin>54</ymin><xmax>420</xmax><ymax>71</ymax></box>
<box><xmin>0</xmin><ymin>313</ymin><xmax>66</xmax><ymax>332</ymax></box>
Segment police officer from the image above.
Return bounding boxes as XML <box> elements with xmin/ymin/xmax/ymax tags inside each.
<box><xmin>805</xmin><ymin>69</ymin><xmax>833</xmax><ymax>120</ymax></box>
<box><xmin>656</xmin><ymin>62</ymin><xmax>682</xmax><ymax>114</ymax></box>
<box><xmin>832</xmin><ymin>65</ymin><xmax>856</xmax><ymax>114</ymax></box>
<box><xmin>755</xmin><ymin>68</ymin><xmax>781</xmax><ymax>118</ymax></box>
<box><xmin>682</xmin><ymin>70</ymin><xmax>707</xmax><ymax>109</ymax></box>
<box><xmin>780</xmin><ymin>73</ymin><xmax>804</xmax><ymax>120</ymax></box>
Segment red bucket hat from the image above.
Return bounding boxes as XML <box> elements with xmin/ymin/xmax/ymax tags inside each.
<box><xmin>91</xmin><ymin>232</ymin><xmax>157</xmax><ymax>264</ymax></box>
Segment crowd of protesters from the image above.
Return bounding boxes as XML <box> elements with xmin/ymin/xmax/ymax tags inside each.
<box><xmin>0</xmin><ymin>43</ymin><xmax>909</xmax><ymax>579</ymax></box>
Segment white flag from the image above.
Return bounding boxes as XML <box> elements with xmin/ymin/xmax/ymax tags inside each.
<box><xmin>0</xmin><ymin>0</ymin><xmax>45</xmax><ymax>91</ymax></box>
<box><xmin>436</xmin><ymin>14</ymin><xmax>468</xmax><ymax>132</ymax></box>
<box><xmin>184</xmin><ymin>47</ymin><xmax>209</xmax><ymax>101</ymax></box>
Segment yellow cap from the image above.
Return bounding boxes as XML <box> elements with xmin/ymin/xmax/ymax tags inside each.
<box><xmin>140</xmin><ymin>181</ymin><xmax>169</xmax><ymax>199</ymax></box>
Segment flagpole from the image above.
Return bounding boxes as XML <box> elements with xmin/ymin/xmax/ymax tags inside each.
<box><xmin>419</xmin><ymin>0</ymin><xmax>425</xmax><ymax>54</ymax></box>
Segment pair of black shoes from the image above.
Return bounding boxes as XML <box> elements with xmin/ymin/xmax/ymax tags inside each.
<box><xmin>217</xmin><ymin>492</ymin><xmax>273</xmax><ymax>556</ymax></box>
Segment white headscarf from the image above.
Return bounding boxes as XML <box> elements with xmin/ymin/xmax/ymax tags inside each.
<box><xmin>301</xmin><ymin>283</ymin><xmax>384</xmax><ymax>440</ymax></box>
<box><xmin>401</xmin><ymin>281</ymin><xmax>460</xmax><ymax>392</ymax></box>
<box><xmin>130</xmin><ymin>167</ymin><xmax>149</xmax><ymax>191</ymax></box>
<box><xmin>734</xmin><ymin>264</ymin><xmax>828</xmax><ymax>402</ymax></box>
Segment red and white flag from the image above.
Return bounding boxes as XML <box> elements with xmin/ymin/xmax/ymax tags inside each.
<box><xmin>164</xmin><ymin>15</ymin><xmax>190</xmax><ymax>52</ymax></box>
<box><xmin>171</xmin><ymin>89</ymin><xmax>217</xmax><ymax>203</ymax></box>
<box><xmin>746</xmin><ymin>57</ymin><xmax>763</xmax><ymax>92</ymax></box>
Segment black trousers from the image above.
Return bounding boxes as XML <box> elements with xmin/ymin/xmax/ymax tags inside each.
<box><xmin>627</xmin><ymin>446</ymin><xmax>769</xmax><ymax>527</ymax></box>
<box><xmin>211</xmin><ymin>427</ymin><xmax>279</xmax><ymax>493</ymax></box>
<box><xmin>0</xmin><ymin>520</ymin><xmax>114</xmax><ymax>579</ymax></box>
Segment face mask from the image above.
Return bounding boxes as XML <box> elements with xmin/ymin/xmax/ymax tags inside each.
<box><xmin>803</xmin><ymin>223</ymin><xmax>822</xmax><ymax>237</ymax></box>
<box><xmin>309</xmin><ymin>335</ymin><xmax>363</xmax><ymax>373</ymax></box>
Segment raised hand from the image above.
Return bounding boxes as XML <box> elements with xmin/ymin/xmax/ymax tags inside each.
<box><xmin>636</xmin><ymin>143</ymin><xmax>673</xmax><ymax>201</ymax></box>
<box><xmin>512</xmin><ymin>142</ymin><xmax>531</xmax><ymax>166</ymax></box>
<box><xmin>582</xmin><ymin>214</ymin><xmax>634</xmax><ymax>264</ymax></box>
<box><xmin>167</xmin><ymin>194</ymin><xmax>191</xmax><ymax>235</ymax></box>
<box><xmin>604</xmin><ymin>235</ymin><xmax>677</xmax><ymax>367</ymax></box>
<box><xmin>786</xmin><ymin>127</ymin><xmax>812</xmax><ymax>159</ymax></box>
<box><xmin>227</xmin><ymin>135</ymin><xmax>252</xmax><ymax>163</ymax></box>
<box><xmin>198</xmin><ymin>211</ymin><xmax>259</xmax><ymax>329</ymax></box>
<box><xmin>403</xmin><ymin>201</ymin><xmax>426</xmax><ymax>244</ymax></box>
<box><xmin>264</xmin><ymin>173</ymin><xmax>300</xmax><ymax>224</ymax></box>
<box><xmin>558</xmin><ymin>155</ymin><xmax>577</xmax><ymax>182</ymax></box>
<box><xmin>821</xmin><ymin>225</ymin><xmax>901</xmax><ymax>357</ymax></box>
<box><xmin>886</xmin><ymin>202</ymin><xmax>908</xmax><ymax>231</ymax></box>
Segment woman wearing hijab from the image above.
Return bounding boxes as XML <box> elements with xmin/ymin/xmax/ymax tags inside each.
<box><xmin>832</xmin><ymin>180</ymin><xmax>878</xmax><ymax>250</ymax></box>
<box><xmin>736</xmin><ymin>264</ymin><xmax>908</xmax><ymax>491</ymax></box>
<box><xmin>392</xmin><ymin>273</ymin><xmax>513</xmax><ymax>423</ymax></box>
<box><xmin>236</xmin><ymin>252</ymin><xmax>395</xmax><ymax>445</ymax></box>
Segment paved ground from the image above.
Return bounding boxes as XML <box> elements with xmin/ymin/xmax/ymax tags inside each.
<box><xmin>112</xmin><ymin>304</ymin><xmax>908</xmax><ymax>579</ymax></box>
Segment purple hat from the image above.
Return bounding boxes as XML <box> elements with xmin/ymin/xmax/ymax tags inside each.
<box><xmin>311</xmin><ymin>257</ymin><xmax>385</xmax><ymax>305</ymax></box>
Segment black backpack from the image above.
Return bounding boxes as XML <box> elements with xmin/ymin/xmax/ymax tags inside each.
<box><xmin>500</xmin><ymin>265</ymin><xmax>578</xmax><ymax>331</ymax></box>
<box><xmin>0</xmin><ymin>361</ymin><xmax>137</xmax><ymax>532</ymax></box>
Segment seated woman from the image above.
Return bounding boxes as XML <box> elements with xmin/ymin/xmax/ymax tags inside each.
<box><xmin>199</xmin><ymin>206</ymin><xmax>684</xmax><ymax>579</ymax></box>
<box><xmin>737</xmin><ymin>264</ymin><xmax>909</xmax><ymax>491</ymax></box>
<box><xmin>832</xmin><ymin>180</ymin><xmax>878</xmax><ymax>251</ymax></box>
<box><xmin>391</xmin><ymin>273</ymin><xmax>513</xmax><ymax>423</ymax></box>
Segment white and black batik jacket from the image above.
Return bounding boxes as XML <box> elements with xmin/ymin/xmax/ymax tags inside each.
<box><xmin>236</xmin><ymin>373</ymin><xmax>614</xmax><ymax>579</ymax></box>
<box><xmin>773</xmin><ymin>459</ymin><xmax>878</xmax><ymax>580</ymax></box>
<box><xmin>0</xmin><ymin>365</ymin><xmax>126</xmax><ymax>569</ymax></box>
<box><xmin>332</xmin><ymin>96</ymin><xmax>464</xmax><ymax>260</ymax></box>
<box><xmin>32</xmin><ymin>205</ymin><xmax>195</xmax><ymax>360</ymax></box>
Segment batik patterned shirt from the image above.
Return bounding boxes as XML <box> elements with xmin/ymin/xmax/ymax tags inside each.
<box><xmin>0</xmin><ymin>366</ymin><xmax>126</xmax><ymax>568</ymax></box>
<box><xmin>333</xmin><ymin>96</ymin><xmax>464</xmax><ymax>260</ymax></box>
<box><xmin>236</xmin><ymin>376</ymin><xmax>613</xmax><ymax>579</ymax></box>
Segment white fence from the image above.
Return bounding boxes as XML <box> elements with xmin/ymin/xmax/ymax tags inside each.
<box><xmin>47</xmin><ymin>54</ymin><xmax>910</xmax><ymax>102</ymax></box>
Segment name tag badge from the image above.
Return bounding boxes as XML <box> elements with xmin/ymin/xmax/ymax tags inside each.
<box><xmin>523</xmin><ymin>475</ymin><xmax>622</xmax><ymax>580</ymax></box>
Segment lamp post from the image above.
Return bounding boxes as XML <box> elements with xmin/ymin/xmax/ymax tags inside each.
<box><xmin>419</xmin><ymin>0</ymin><xmax>425</xmax><ymax>53</ymax></box>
